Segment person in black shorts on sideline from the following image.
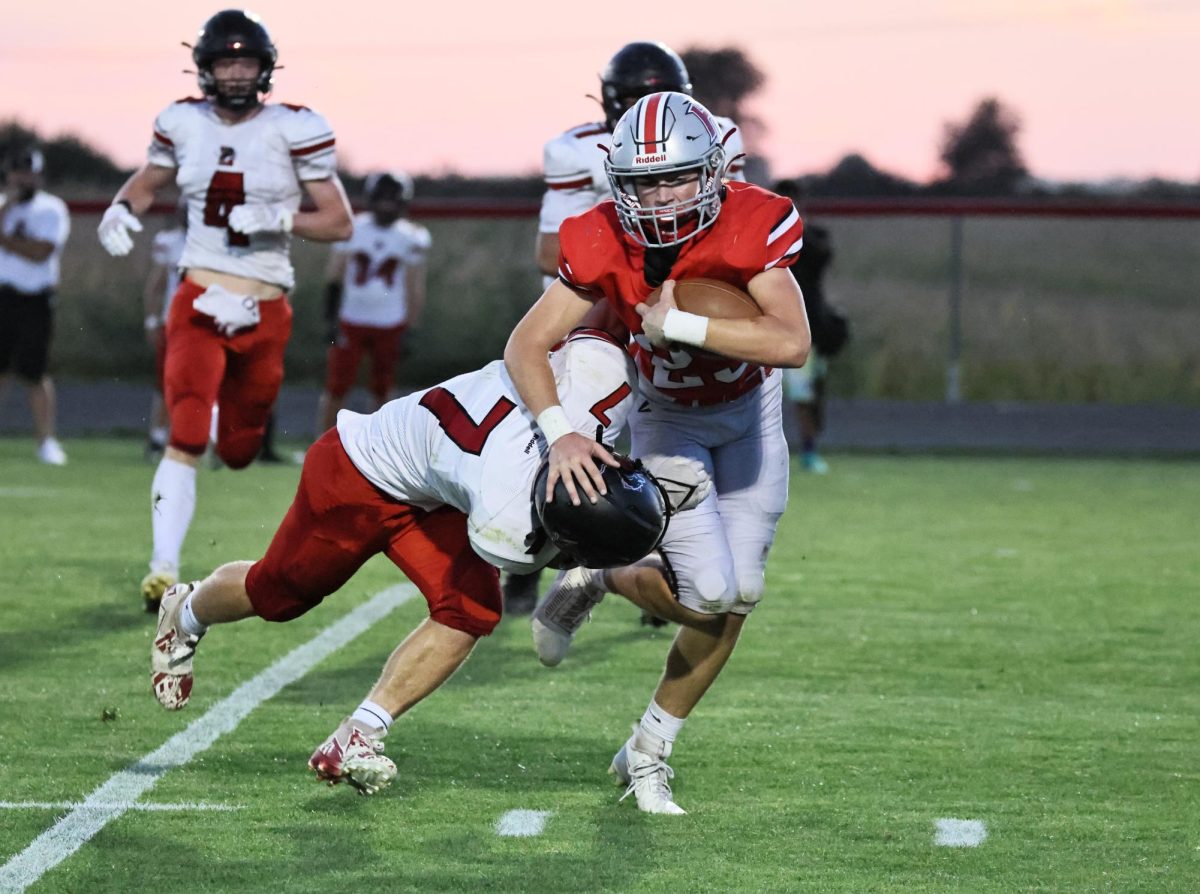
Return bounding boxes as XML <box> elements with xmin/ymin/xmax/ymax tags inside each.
<box><xmin>0</xmin><ymin>146</ymin><xmax>71</xmax><ymax>465</ymax></box>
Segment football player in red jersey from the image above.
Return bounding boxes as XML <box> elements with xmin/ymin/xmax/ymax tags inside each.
<box><xmin>97</xmin><ymin>10</ymin><xmax>353</xmax><ymax>612</ymax></box>
<box><xmin>504</xmin><ymin>43</ymin><xmax>749</xmax><ymax>617</ymax></box>
<box><xmin>505</xmin><ymin>92</ymin><xmax>810</xmax><ymax>815</ymax></box>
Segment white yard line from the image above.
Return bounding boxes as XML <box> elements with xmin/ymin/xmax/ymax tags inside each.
<box><xmin>0</xmin><ymin>584</ymin><xmax>416</xmax><ymax>894</ymax></box>
<box><xmin>934</xmin><ymin>818</ymin><xmax>988</xmax><ymax>847</ymax></box>
<box><xmin>0</xmin><ymin>802</ymin><xmax>243</xmax><ymax>812</ymax></box>
<box><xmin>495</xmin><ymin>809</ymin><xmax>553</xmax><ymax>838</ymax></box>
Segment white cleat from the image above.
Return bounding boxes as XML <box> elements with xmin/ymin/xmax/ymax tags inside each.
<box><xmin>37</xmin><ymin>437</ymin><xmax>67</xmax><ymax>466</ymax></box>
<box><xmin>610</xmin><ymin>732</ymin><xmax>687</xmax><ymax>815</ymax></box>
<box><xmin>141</xmin><ymin>560</ymin><xmax>179</xmax><ymax>613</ymax></box>
<box><xmin>530</xmin><ymin>567</ymin><xmax>606</xmax><ymax>667</ymax></box>
<box><xmin>309</xmin><ymin>718</ymin><xmax>397</xmax><ymax>796</ymax></box>
<box><xmin>151</xmin><ymin>583</ymin><xmax>203</xmax><ymax>710</ymax></box>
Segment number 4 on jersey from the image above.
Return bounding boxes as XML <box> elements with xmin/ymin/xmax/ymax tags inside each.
<box><xmin>204</xmin><ymin>171</ymin><xmax>249</xmax><ymax>247</ymax></box>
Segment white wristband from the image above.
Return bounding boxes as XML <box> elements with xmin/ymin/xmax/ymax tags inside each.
<box><xmin>662</xmin><ymin>308</ymin><xmax>709</xmax><ymax>348</ymax></box>
<box><xmin>536</xmin><ymin>405</ymin><xmax>574</xmax><ymax>445</ymax></box>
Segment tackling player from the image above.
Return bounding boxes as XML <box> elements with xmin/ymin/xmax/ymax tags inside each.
<box><xmin>505</xmin><ymin>40</ymin><xmax>746</xmax><ymax>614</ymax></box>
<box><xmin>97</xmin><ymin>10</ymin><xmax>353</xmax><ymax>611</ymax></box>
<box><xmin>316</xmin><ymin>171</ymin><xmax>430</xmax><ymax>434</ymax></box>
<box><xmin>149</xmin><ymin>330</ymin><xmax>704</xmax><ymax>795</ymax></box>
<box><xmin>505</xmin><ymin>93</ymin><xmax>810</xmax><ymax>815</ymax></box>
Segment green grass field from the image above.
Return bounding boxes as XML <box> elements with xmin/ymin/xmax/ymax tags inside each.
<box><xmin>1</xmin><ymin>439</ymin><xmax>1198</xmax><ymax>893</ymax></box>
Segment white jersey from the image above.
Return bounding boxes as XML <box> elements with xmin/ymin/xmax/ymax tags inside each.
<box><xmin>337</xmin><ymin>330</ymin><xmax>638</xmax><ymax>574</ymax></box>
<box><xmin>150</xmin><ymin>227</ymin><xmax>186</xmax><ymax>317</ymax></box>
<box><xmin>538</xmin><ymin>115</ymin><xmax>745</xmax><ymax>236</ymax></box>
<box><xmin>334</xmin><ymin>213</ymin><xmax>431</xmax><ymax>328</ymax></box>
<box><xmin>0</xmin><ymin>191</ymin><xmax>70</xmax><ymax>293</ymax></box>
<box><xmin>147</xmin><ymin>97</ymin><xmax>338</xmax><ymax>289</ymax></box>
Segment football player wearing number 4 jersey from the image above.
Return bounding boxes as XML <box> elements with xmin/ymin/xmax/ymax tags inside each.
<box><xmin>149</xmin><ymin>329</ymin><xmax>707</xmax><ymax>796</ymax></box>
<box><xmin>506</xmin><ymin>92</ymin><xmax>810</xmax><ymax>815</ymax></box>
<box><xmin>97</xmin><ymin>10</ymin><xmax>354</xmax><ymax>612</ymax></box>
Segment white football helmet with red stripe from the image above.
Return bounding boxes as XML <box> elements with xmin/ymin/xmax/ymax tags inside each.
<box><xmin>605</xmin><ymin>92</ymin><xmax>727</xmax><ymax>247</ymax></box>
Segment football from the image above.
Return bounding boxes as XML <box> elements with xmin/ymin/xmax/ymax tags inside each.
<box><xmin>646</xmin><ymin>278</ymin><xmax>761</xmax><ymax>319</ymax></box>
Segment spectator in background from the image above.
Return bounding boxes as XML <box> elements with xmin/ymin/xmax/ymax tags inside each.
<box><xmin>316</xmin><ymin>172</ymin><xmax>429</xmax><ymax>435</ymax></box>
<box><xmin>0</xmin><ymin>146</ymin><xmax>71</xmax><ymax>465</ymax></box>
<box><xmin>142</xmin><ymin>203</ymin><xmax>187</xmax><ymax>460</ymax></box>
<box><xmin>774</xmin><ymin>179</ymin><xmax>849</xmax><ymax>474</ymax></box>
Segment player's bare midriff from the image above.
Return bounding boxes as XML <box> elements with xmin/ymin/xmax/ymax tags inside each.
<box><xmin>185</xmin><ymin>267</ymin><xmax>284</xmax><ymax>300</ymax></box>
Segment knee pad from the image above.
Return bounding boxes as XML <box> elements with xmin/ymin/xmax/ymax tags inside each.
<box><xmin>216</xmin><ymin>434</ymin><xmax>261</xmax><ymax>470</ymax></box>
<box><xmin>677</xmin><ymin>560</ymin><xmax>738</xmax><ymax>614</ymax></box>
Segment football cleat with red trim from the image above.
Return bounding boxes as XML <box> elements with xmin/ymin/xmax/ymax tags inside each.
<box><xmin>151</xmin><ymin>582</ymin><xmax>203</xmax><ymax>710</ymax></box>
<box><xmin>309</xmin><ymin>717</ymin><xmax>397</xmax><ymax>796</ymax></box>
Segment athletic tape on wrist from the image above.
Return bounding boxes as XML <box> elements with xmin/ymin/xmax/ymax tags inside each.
<box><xmin>662</xmin><ymin>308</ymin><xmax>709</xmax><ymax>348</ymax></box>
<box><xmin>536</xmin><ymin>405</ymin><xmax>574</xmax><ymax>445</ymax></box>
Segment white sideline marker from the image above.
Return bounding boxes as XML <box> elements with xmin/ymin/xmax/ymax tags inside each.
<box><xmin>935</xmin><ymin>818</ymin><xmax>988</xmax><ymax>847</ymax></box>
<box><xmin>496</xmin><ymin>809</ymin><xmax>553</xmax><ymax>837</ymax></box>
<box><xmin>0</xmin><ymin>584</ymin><xmax>417</xmax><ymax>894</ymax></box>
<box><xmin>0</xmin><ymin>802</ymin><xmax>242</xmax><ymax>812</ymax></box>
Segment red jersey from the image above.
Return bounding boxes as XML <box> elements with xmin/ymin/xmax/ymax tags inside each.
<box><xmin>557</xmin><ymin>181</ymin><xmax>804</xmax><ymax>406</ymax></box>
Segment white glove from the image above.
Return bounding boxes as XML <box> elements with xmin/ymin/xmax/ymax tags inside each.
<box><xmin>192</xmin><ymin>284</ymin><xmax>261</xmax><ymax>337</ymax></box>
<box><xmin>643</xmin><ymin>454</ymin><xmax>712</xmax><ymax>512</ymax></box>
<box><xmin>97</xmin><ymin>203</ymin><xmax>143</xmax><ymax>257</ymax></box>
<box><xmin>228</xmin><ymin>203</ymin><xmax>294</xmax><ymax>235</ymax></box>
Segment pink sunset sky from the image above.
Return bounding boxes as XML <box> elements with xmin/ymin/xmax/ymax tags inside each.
<box><xmin>2</xmin><ymin>0</ymin><xmax>1196</xmax><ymax>183</ymax></box>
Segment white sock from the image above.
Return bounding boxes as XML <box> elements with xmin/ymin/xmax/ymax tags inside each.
<box><xmin>352</xmin><ymin>700</ymin><xmax>394</xmax><ymax>733</ymax></box>
<box><xmin>150</xmin><ymin>457</ymin><xmax>196</xmax><ymax>569</ymax></box>
<box><xmin>637</xmin><ymin>699</ymin><xmax>686</xmax><ymax>754</ymax></box>
<box><xmin>179</xmin><ymin>589</ymin><xmax>208</xmax><ymax>638</ymax></box>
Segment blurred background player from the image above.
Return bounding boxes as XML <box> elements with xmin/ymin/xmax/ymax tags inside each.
<box><xmin>504</xmin><ymin>40</ymin><xmax>747</xmax><ymax>615</ymax></box>
<box><xmin>0</xmin><ymin>145</ymin><xmax>71</xmax><ymax>465</ymax></box>
<box><xmin>142</xmin><ymin>202</ymin><xmax>187</xmax><ymax>460</ymax></box>
<box><xmin>149</xmin><ymin>331</ymin><xmax>692</xmax><ymax>796</ymax></box>
<box><xmin>507</xmin><ymin>93</ymin><xmax>810</xmax><ymax>815</ymax></box>
<box><xmin>97</xmin><ymin>9</ymin><xmax>353</xmax><ymax>611</ymax></box>
<box><xmin>316</xmin><ymin>171</ymin><xmax>430</xmax><ymax>435</ymax></box>
<box><xmin>774</xmin><ymin>178</ymin><xmax>850</xmax><ymax>474</ymax></box>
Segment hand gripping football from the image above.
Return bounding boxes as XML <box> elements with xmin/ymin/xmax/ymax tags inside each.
<box><xmin>647</xmin><ymin>278</ymin><xmax>761</xmax><ymax>319</ymax></box>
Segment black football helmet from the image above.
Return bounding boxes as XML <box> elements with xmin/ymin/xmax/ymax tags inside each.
<box><xmin>191</xmin><ymin>10</ymin><xmax>278</xmax><ymax>111</ymax></box>
<box><xmin>600</xmin><ymin>42</ymin><xmax>691</xmax><ymax>131</ymax></box>
<box><xmin>535</xmin><ymin>457</ymin><xmax>669</xmax><ymax>569</ymax></box>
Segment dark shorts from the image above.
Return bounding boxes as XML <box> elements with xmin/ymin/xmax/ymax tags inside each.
<box><xmin>0</xmin><ymin>285</ymin><xmax>53</xmax><ymax>381</ymax></box>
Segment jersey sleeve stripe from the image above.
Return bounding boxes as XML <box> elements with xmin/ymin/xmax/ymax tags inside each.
<box><xmin>547</xmin><ymin>176</ymin><xmax>593</xmax><ymax>191</ymax></box>
<box><xmin>767</xmin><ymin>207</ymin><xmax>800</xmax><ymax>245</ymax></box>
<box><xmin>153</xmin><ymin>130</ymin><xmax>174</xmax><ymax>147</ymax></box>
<box><xmin>290</xmin><ymin>137</ymin><xmax>336</xmax><ymax>157</ymax></box>
<box><xmin>764</xmin><ymin>237</ymin><xmax>804</xmax><ymax>270</ymax></box>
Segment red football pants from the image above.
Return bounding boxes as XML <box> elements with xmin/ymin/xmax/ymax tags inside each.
<box><xmin>324</xmin><ymin>321</ymin><xmax>407</xmax><ymax>403</ymax></box>
<box><xmin>163</xmin><ymin>279</ymin><xmax>292</xmax><ymax>468</ymax></box>
<box><xmin>244</xmin><ymin>429</ymin><xmax>502</xmax><ymax>637</ymax></box>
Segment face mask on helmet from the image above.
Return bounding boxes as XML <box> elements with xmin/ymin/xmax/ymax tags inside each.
<box><xmin>534</xmin><ymin>457</ymin><xmax>669</xmax><ymax>569</ymax></box>
<box><xmin>191</xmin><ymin>10</ymin><xmax>278</xmax><ymax>112</ymax></box>
<box><xmin>600</xmin><ymin>41</ymin><xmax>692</xmax><ymax>132</ymax></box>
<box><xmin>605</xmin><ymin>92</ymin><xmax>727</xmax><ymax>248</ymax></box>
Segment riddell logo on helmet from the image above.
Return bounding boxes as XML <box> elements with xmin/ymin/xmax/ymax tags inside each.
<box><xmin>635</xmin><ymin>154</ymin><xmax>668</xmax><ymax>164</ymax></box>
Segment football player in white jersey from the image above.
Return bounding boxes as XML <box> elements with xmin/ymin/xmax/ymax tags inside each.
<box><xmin>149</xmin><ymin>330</ymin><xmax>703</xmax><ymax>796</ymax></box>
<box><xmin>316</xmin><ymin>171</ymin><xmax>431</xmax><ymax>433</ymax></box>
<box><xmin>504</xmin><ymin>41</ymin><xmax>747</xmax><ymax>615</ymax></box>
<box><xmin>506</xmin><ymin>93</ymin><xmax>810</xmax><ymax>815</ymax></box>
<box><xmin>97</xmin><ymin>10</ymin><xmax>354</xmax><ymax>612</ymax></box>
